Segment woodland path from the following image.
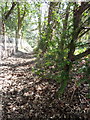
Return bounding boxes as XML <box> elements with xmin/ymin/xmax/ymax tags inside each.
<box><xmin>0</xmin><ymin>51</ymin><xmax>59</xmax><ymax>120</ymax></box>
<box><xmin>0</xmin><ymin>51</ymin><xmax>90</xmax><ymax>120</ymax></box>
<box><xmin>0</xmin><ymin>51</ymin><xmax>37</xmax><ymax>120</ymax></box>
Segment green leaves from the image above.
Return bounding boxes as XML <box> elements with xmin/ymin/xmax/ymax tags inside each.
<box><xmin>74</xmin><ymin>59</ymin><xmax>90</xmax><ymax>87</ymax></box>
<box><xmin>36</xmin><ymin>2</ymin><xmax>90</xmax><ymax>97</ymax></box>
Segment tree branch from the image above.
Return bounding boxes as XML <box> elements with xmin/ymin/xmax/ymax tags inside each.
<box><xmin>4</xmin><ymin>2</ymin><xmax>16</xmax><ymax>20</ymax></box>
<box><xmin>75</xmin><ymin>2</ymin><xmax>90</xmax><ymax>15</ymax></box>
<box><xmin>20</xmin><ymin>6</ymin><xmax>26</xmax><ymax>24</ymax></box>
<box><xmin>73</xmin><ymin>48</ymin><xmax>90</xmax><ymax>61</ymax></box>
<box><xmin>79</xmin><ymin>28</ymin><xmax>90</xmax><ymax>38</ymax></box>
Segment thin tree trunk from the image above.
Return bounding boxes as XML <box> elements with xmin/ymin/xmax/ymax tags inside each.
<box><xmin>15</xmin><ymin>3</ymin><xmax>26</xmax><ymax>52</ymax></box>
<box><xmin>42</xmin><ymin>2</ymin><xmax>59</xmax><ymax>53</ymax></box>
<box><xmin>15</xmin><ymin>3</ymin><xmax>22</xmax><ymax>52</ymax></box>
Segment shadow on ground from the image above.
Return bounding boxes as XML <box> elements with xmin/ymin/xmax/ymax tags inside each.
<box><xmin>0</xmin><ymin>51</ymin><xmax>90</xmax><ymax>120</ymax></box>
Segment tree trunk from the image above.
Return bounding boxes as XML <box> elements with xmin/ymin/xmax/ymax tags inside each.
<box><xmin>41</xmin><ymin>2</ymin><xmax>59</xmax><ymax>53</ymax></box>
<box><xmin>15</xmin><ymin>3</ymin><xmax>26</xmax><ymax>52</ymax></box>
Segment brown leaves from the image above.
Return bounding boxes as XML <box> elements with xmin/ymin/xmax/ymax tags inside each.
<box><xmin>1</xmin><ymin>52</ymin><xmax>90</xmax><ymax>120</ymax></box>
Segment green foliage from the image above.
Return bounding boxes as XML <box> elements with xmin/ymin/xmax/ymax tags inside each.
<box><xmin>35</xmin><ymin>43</ymin><xmax>71</xmax><ymax>95</ymax></box>
<box><xmin>1</xmin><ymin>2</ymin><xmax>90</xmax><ymax>97</ymax></box>
<box><xmin>35</xmin><ymin>2</ymin><xmax>90</xmax><ymax>97</ymax></box>
<box><xmin>73</xmin><ymin>59</ymin><xmax>90</xmax><ymax>87</ymax></box>
<box><xmin>78</xmin><ymin>60</ymin><xmax>90</xmax><ymax>98</ymax></box>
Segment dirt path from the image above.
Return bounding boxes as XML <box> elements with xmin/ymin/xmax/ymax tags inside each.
<box><xmin>0</xmin><ymin>51</ymin><xmax>37</xmax><ymax>120</ymax></box>
<box><xmin>0</xmin><ymin>51</ymin><xmax>90</xmax><ymax>120</ymax></box>
<box><xmin>0</xmin><ymin>51</ymin><xmax>59</xmax><ymax>120</ymax></box>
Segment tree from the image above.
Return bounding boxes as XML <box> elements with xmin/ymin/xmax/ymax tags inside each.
<box><xmin>36</xmin><ymin>2</ymin><xmax>90</xmax><ymax>95</ymax></box>
<box><xmin>15</xmin><ymin>2</ymin><xmax>27</xmax><ymax>51</ymax></box>
<box><xmin>0</xmin><ymin>2</ymin><xmax>16</xmax><ymax>35</ymax></box>
<box><xmin>37</xmin><ymin>2</ymin><xmax>59</xmax><ymax>53</ymax></box>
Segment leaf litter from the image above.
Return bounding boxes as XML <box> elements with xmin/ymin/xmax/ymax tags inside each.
<box><xmin>0</xmin><ymin>51</ymin><xmax>90</xmax><ymax>120</ymax></box>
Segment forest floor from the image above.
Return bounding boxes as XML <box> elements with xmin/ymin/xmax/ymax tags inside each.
<box><xmin>0</xmin><ymin>51</ymin><xmax>90</xmax><ymax>120</ymax></box>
